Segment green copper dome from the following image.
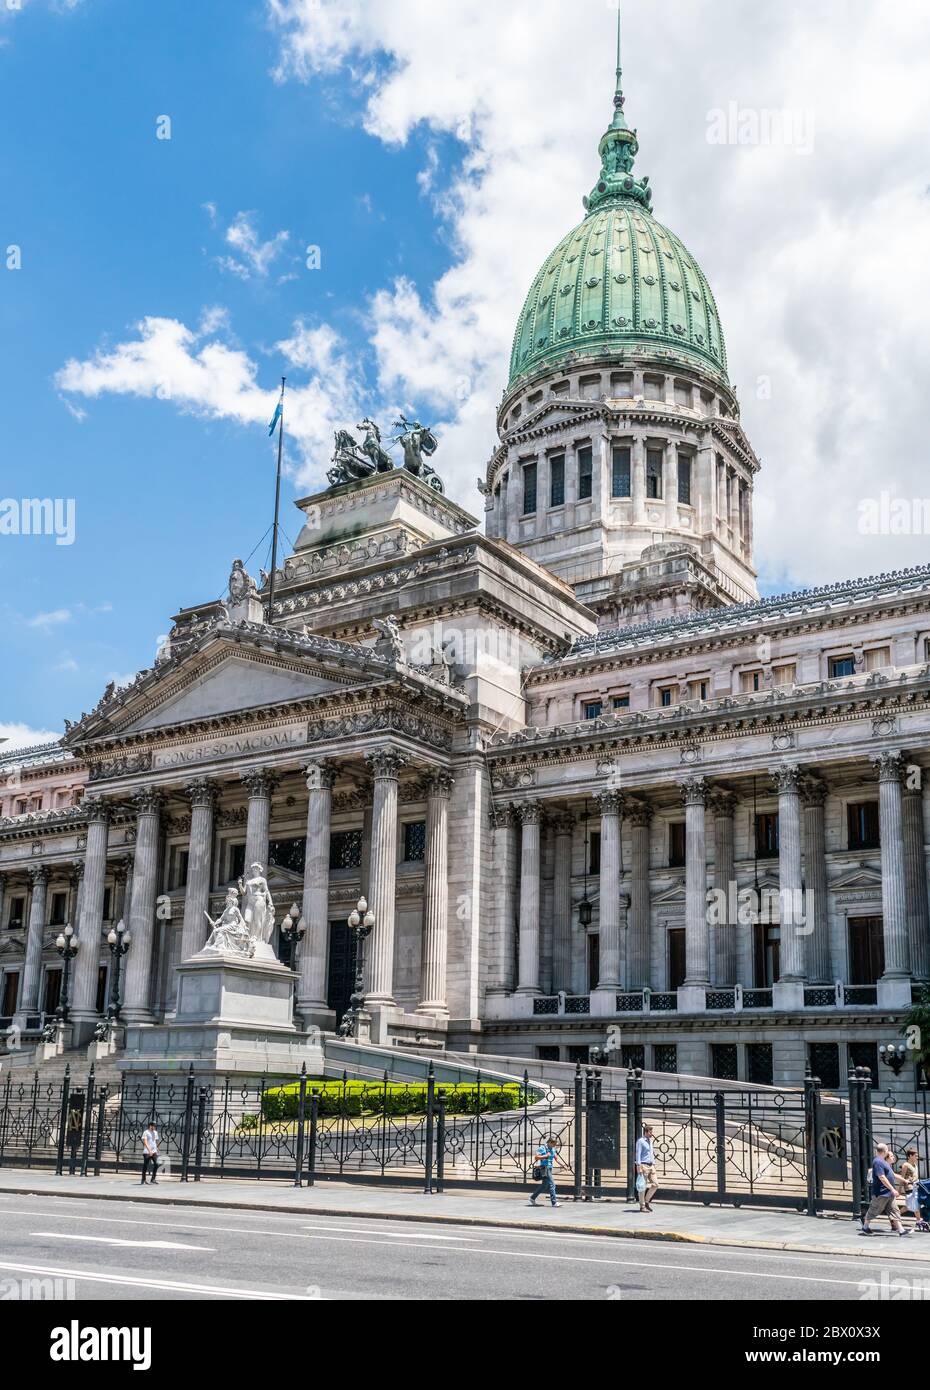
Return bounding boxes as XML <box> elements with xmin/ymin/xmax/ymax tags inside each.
<box><xmin>508</xmin><ymin>21</ymin><xmax>728</xmax><ymax>388</ymax></box>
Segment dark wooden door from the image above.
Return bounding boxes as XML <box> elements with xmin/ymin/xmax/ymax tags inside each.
<box><xmin>43</xmin><ymin>968</ymin><xmax>62</xmax><ymax>1015</ymax></box>
<box><xmin>668</xmin><ymin>928</ymin><xmax>686</xmax><ymax>991</ymax></box>
<box><xmin>587</xmin><ymin>934</ymin><xmax>600</xmax><ymax>991</ymax></box>
<box><xmin>848</xmin><ymin>917</ymin><xmax>884</xmax><ymax>984</ymax></box>
<box><xmin>1</xmin><ymin>972</ymin><xmax>19</xmax><ymax>1016</ymax></box>
<box><xmin>326</xmin><ymin>920</ymin><xmax>357</xmax><ymax>1020</ymax></box>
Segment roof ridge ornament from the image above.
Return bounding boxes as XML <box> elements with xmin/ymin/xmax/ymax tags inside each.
<box><xmin>584</xmin><ymin>3</ymin><xmax>653</xmax><ymax>215</ymax></box>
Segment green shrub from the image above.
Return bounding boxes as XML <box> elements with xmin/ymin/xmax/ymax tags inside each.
<box><xmin>258</xmin><ymin>1080</ymin><xmax>529</xmax><ymax>1123</ymax></box>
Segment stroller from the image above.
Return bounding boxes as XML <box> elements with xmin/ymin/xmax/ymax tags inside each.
<box><xmin>915</xmin><ymin>1180</ymin><xmax>930</xmax><ymax>1232</ymax></box>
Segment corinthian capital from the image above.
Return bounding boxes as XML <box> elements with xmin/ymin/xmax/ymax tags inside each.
<box><xmin>872</xmin><ymin>751</ymin><xmax>906</xmax><ymax>785</ymax></box>
<box><xmin>770</xmin><ymin>763</ymin><xmax>802</xmax><ymax>795</ymax></box>
<box><xmin>304</xmin><ymin>760</ymin><xmax>337</xmax><ymax>792</ymax></box>
<box><xmin>678</xmin><ymin>776</ymin><xmax>708</xmax><ymax>808</ymax></box>
<box><xmin>595</xmin><ymin>790</ymin><xmax>624</xmax><ymax>818</ymax></box>
<box><xmin>708</xmin><ymin>788</ymin><xmax>737</xmax><ymax>819</ymax></box>
<box><xmin>489</xmin><ymin>802</ymin><xmax>517</xmax><ymax>831</ymax></box>
<box><xmin>425</xmin><ymin>771</ymin><xmax>455</xmax><ymax>799</ymax></box>
<box><xmin>28</xmin><ymin>863</ymin><xmax>49</xmax><ymax>886</ymax></box>
<box><xmin>82</xmin><ymin>795</ymin><xmax>111</xmax><ymax>826</ymax></box>
<box><xmin>628</xmin><ymin>800</ymin><xmax>653</xmax><ymax>828</ymax></box>
<box><xmin>131</xmin><ymin>787</ymin><xmax>163</xmax><ymax>818</ymax></box>
<box><xmin>364</xmin><ymin>747</ymin><xmax>409</xmax><ymax>779</ymax></box>
<box><xmin>185</xmin><ymin>777</ymin><xmax>218</xmax><ymax>810</ymax></box>
<box><xmin>517</xmin><ymin>800</ymin><xmax>543</xmax><ymax>826</ymax></box>
<box><xmin>240</xmin><ymin>767</ymin><xmax>279</xmax><ymax>799</ymax></box>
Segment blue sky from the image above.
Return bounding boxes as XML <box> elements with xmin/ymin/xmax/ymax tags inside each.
<box><xmin>3</xmin><ymin>0</ymin><xmax>930</xmax><ymax>745</ymax></box>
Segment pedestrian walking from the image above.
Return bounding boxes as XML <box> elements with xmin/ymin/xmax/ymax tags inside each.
<box><xmin>861</xmin><ymin>1142</ymin><xmax>910</xmax><ymax>1236</ymax></box>
<box><xmin>897</xmin><ymin>1145</ymin><xmax>921</xmax><ymax>1226</ymax></box>
<box><xmin>141</xmin><ymin>1119</ymin><xmax>160</xmax><ymax>1185</ymax></box>
<box><xmin>635</xmin><ymin>1122</ymin><xmax>659</xmax><ymax>1212</ymax></box>
<box><xmin>528</xmin><ymin>1135</ymin><xmax>560</xmax><ymax>1208</ymax></box>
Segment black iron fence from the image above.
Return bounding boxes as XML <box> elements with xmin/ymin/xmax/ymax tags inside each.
<box><xmin>0</xmin><ymin>1062</ymin><xmax>926</xmax><ymax>1215</ymax></box>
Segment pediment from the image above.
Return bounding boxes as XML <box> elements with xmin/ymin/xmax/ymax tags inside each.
<box><xmin>653</xmin><ymin>880</ymin><xmax>686</xmax><ymax>907</ymax></box>
<box><xmin>830</xmin><ymin>865</ymin><xmax>883</xmax><ymax>892</ymax></box>
<box><xmin>115</xmin><ymin>652</ymin><xmax>361</xmax><ymax>736</ymax></box>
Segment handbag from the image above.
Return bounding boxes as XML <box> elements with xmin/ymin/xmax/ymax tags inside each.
<box><xmin>532</xmin><ymin>1164</ymin><xmax>543</xmax><ymax>1181</ymax></box>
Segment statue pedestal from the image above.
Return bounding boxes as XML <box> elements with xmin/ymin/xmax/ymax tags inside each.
<box><xmin>121</xmin><ymin>952</ymin><xmax>323</xmax><ymax>1079</ymax></box>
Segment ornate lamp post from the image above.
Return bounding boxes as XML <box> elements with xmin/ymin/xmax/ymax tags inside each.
<box><xmin>279</xmin><ymin>902</ymin><xmax>306</xmax><ymax>971</ymax></box>
<box><xmin>103</xmin><ymin>918</ymin><xmax>131</xmax><ymax>1025</ymax></box>
<box><xmin>879</xmin><ymin>1041</ymin><xmax>907</xmax><ymax>1077</ymax></box>
<box><xmin>338</xmin><ymin>895</ymin><xmax>375</xmax><ymax>1040</ymax></box>
<box><xmin>54</xmin><ymin>923</ymin><xmax>79</xmax><ymax>1022</ymax></box>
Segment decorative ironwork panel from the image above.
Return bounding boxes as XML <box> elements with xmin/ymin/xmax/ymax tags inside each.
<box><xmin>532</xmin><ymin>996</ymin><xmax>559</xmax><ymax>1015</ymax></box>
<box><xmin>650</xmin><ymin>993</ymin><xmax>678</xmax><ymax>1012</ymax></box>
<box><xmin>565</xmin><ymin>995</ymin><xmax>590</xmax><ymax>1014</ymax></box>
<box><xmin>845</xmin><ymin>986</ymin><xmax>878</xmax><ymax>1006</ymax></box>
<box><xmin>706</xmin><ymin>990</ymin><xmax>736</xmax><ymax>1011</ymax></box>
<box><xmin>615</xmin><ymin>992</ymin><xmax>644</xmax><ymax>1013</ymax></box>
<box><xmin>804</xmin><ymin>987</ymin><xmax>836</xmax><ymax>1008</ymax></box>
<box><xmin>743</xmin><ymin>989</ymin><xmax>773</xmax><ymax>1009</ymax></box>
<box><xmin>329</xmin><ymin>830</ymin><xmax>363</xmax><ymax>870</ymax></box>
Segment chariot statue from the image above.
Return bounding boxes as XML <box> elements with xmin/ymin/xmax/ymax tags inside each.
<box><xmin>393</xmin><ymin>415</ymin><xmax>444</xmax><ymax>492</ymax></box>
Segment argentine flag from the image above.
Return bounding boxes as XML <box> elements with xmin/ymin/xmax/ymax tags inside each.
<box><xmin>268</xmin><ymin>399</ymin><xmax>283</xmax><ymax>436</ymax></box>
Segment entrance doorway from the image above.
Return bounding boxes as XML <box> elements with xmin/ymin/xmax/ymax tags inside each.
<box><xmin>326</xmin><ymin>920</ymin><xmax>357</xmax><ymax>1022</ymax></box>
<box><xmin>668</xmin><ymin>928</ymin><xmax>686</xmax><ymax>991</ymax></box>
<box><xmin>1</xmin><ymin>971</ymin><xmax>19</xmax><ymax>1017</ymax></box>
<box><xmin>43</xmin><ymin>967</ymin><xmax>62</xmax><ymax>1016</ymax></box>
<box><xmin>848</xmin><ymin>917</ymin><xmax>884</xmax><ymax>984</ymax></box>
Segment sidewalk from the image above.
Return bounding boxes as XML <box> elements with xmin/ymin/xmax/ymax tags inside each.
<box><xmin>2</xmin><ymin>1168</ymin><xmax>929</xmax><ymax>1262</ymax></box>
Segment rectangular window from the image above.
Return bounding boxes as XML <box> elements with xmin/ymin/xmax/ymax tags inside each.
<box><xmin>658</xmin><ymin>686</ymin><xmax>674</xmax><ymax>708</ymax></box>
<box><xmin>549</xmin><ymin>454</ymin><xmax>565</xmax><ymax>507</ymax></box>
<box><xmin>690</xmin><ymin>679</ymin><xmax>708</xmax><ymax>701</ymax></box>
<box><xmin>668</xmin><ymin>929</ymin><xmax>686</xmax><ymax>991</ymax></box>
<box><xmin>847</xmin><ymin>802</ymin><xmax>880</xmax><ymax>851</ymax></box>
<box><xmin>612</xmin><ymin>694</ymin><xmax>630</xmax><ymax>710</ymax></box>
<box><xmin>755</xmin><ymin>812</ymin><xmax>779</xmax><ymax>858</ymax></box>
<box><xmin>403</xmin><ymin>821</ymin><xmax>427</xmax><ymax>862</ymax></box>
<box><xmin>829</xmin><ymin>654</ymin><xmax>856</xmax><ymax>678</ymax></box>
<box><xmin>8</xmin><ymin>896</ymin><xmax>26</xmax><ymax>928</ymax></box>
<box><xmin>49</xmin><ymin>892</ymin><xmax>67</xmax><ymax>927</ymax></box>
<box><xmin>589</xmin><ymin>831</ymin><xmax>601</xmax><ymax>876</ymax></box>
<box><xmin>711</xmin><ymin>1044</ymin><xmax>738</xmax><ymax>1082</ymax></box>
<box><xmin>772</xmin><ymin>663</ymin><xmax>796</xmax><ymax>687</ymax></box>
<box><xmin>522</xmin><ymin>461</ymin><xmax>537</xmax><ymax>515</ymax></box>
<box><xmin>865</xmin><ymin>646</ymin><xmax>891</xmax><ymax>671</ymax></box>
<box><xmin>644</xmin><ymin>375</ymin><xmax>664</xmax><ymax>401</ymax></box>
<box><xmin>674</xmin><ymin>380</ymin><xmax>693</xmax><ymax>408</ymax></box>
<box><xmin>646</xmin><ymin>448</ymin><xmax>663</xmax><ymax>499</ymax></box>
<box><xmin>2</xmin><ymin>971</ymin><xmax>20</xmax><ymax>1016</ymax></box>
<box><xmin>583</xmin><ymin>701</ymin><xmax>602</xmax><ymax>720</ymax></box>
<box><xmin>668</xmin><ymin>821</ymin><xmax>686</xmax><ymax>867</ymax></box>
<box><xmin>42</xmin><ymin>968</ymin><xmax>62</xmax><ymax>1016</ymax></box>
<box><xmin>677</xmin><ymin>454</ymin><xmax>692</xmax><ymax>505</ymax></box>
<box><xmin>848</xmin><ymin>917</ymin><xmax>884</xmax><ymax>985</ymax></box>
<box><xmin>610</xmin><ymin>372</ymin><xmax>633</xmax><ymax>397</ymax></box>
<box><xmin>228</xmin><ymin>842</ymin><xmax>246</xmax><ymax>882</ymax></box>
<box><xmin>654</xmin><ymin>1044</ymin><xmax>678</xmax><ymax>1074</ymax></box>
<box><xmin>577</xmin><ymin>446</ymin><xmax>593</xmax><ymax>501</ymax></box>
<box><xmin>621</xmin><ymin>1044</ymin><xmax>646</xmax><ymax>1069</ymax></box>
<box><xmin>848</xmin><ymin>1042</ymin><xmax>879</xmax><ymax>1088</ymax></box>
<box><xmin>611</xmin><ymin>446</ymin><xmax>631</xmax><ymax>498</ymax></box>
<box><xmin>809</xmin><ymin>1043</ymin><xmax>840</xmax><ymax>1090</ymax></box>
<box><xmin>740</xmin><ymin>669</ymin><xmax>763</xmax><ymax>693</ymax></box>
<box><xmin>329</xmin><ymin>829</ymin><xmax>363</xmax><ymax>871</ymax></box>
<box><xmin>747</xmin><ymin>1043</ymin><xmax>774</xmax><ymax>1086</ymax></box>
<box><xmin>268</xmin><ymin>838</ymin><xmax>306</xmax><ymax>875</ymax></box>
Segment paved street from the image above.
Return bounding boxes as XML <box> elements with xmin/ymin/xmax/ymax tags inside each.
<box><xmin>1</xmin><ymin>1189</ymin><xmax>929</xmax><ymax>1301</ymax></box>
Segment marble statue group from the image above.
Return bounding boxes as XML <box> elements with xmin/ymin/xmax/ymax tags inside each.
<box><xmin>202</xmin><ymin>862</ymin><xmax>277</xmax><ymax>962</ymax></box>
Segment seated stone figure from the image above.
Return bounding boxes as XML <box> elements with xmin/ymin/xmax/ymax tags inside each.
<box><xmin>203</xmin><ymin>889</ymin><xmax>254</xmax><ymax>957</ymax></box>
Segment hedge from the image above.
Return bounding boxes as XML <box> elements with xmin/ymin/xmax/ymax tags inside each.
<box><xmin>257</xmin><ymin>1080</ymin><xmax>527</xmax><ymax>1122</ymax></box>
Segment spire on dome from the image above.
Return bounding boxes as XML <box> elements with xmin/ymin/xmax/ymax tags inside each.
<box><xmin>584</xmin><ymin>3</ymin><xmax>652</xmax><ymax>215</ymax></box>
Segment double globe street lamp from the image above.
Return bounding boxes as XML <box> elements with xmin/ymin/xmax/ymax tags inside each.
<box><xmin>95</xmin><ymin>919</ymin><xmax>131</xmax><ymax>1040</ymax></box>
<box><xmin>338</xmin><ymin>896</ymin><xmax>375</xmax><ymax>1040</ymax></box>
<box><xmin>54</xmin><ymin>923</ymin><xmax>79</xmax><ymax>1023</ymax></box>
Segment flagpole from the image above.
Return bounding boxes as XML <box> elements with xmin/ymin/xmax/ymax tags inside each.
<box><xmin>268</xmin><ymin>377</ymin><xmax>285</xmax><ymax>622</ymax></box>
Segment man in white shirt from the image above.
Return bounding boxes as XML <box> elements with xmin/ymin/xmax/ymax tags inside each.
<box><xmin>141</xmin><ymin>1121</ymin><xmax>160</xmax><ymax>1185</ymax></box>
<box><xmin>635</xmin><ymin>1123</ymin><xmax>659</xmax><ymax>1212</ymax></box>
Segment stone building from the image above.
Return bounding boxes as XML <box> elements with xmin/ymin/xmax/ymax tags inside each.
<box><xmin>1</xmin><ymin>45</ymin><xmax>927</xmax><ymax>1100</ymax></box>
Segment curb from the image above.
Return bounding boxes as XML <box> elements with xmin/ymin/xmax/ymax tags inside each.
<box><xmin>3</xmin><ymin>1181</ymin><xmax>930</xmax><ymax>1262</ymax></box>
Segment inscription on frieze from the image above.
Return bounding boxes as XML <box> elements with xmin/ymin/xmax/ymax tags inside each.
<box><xmin>152</xmin><ymin>725</ymin><xmax>309</xmax><ymax>770</ymax></box>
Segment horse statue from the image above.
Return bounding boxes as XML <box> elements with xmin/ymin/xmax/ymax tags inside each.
<box><xmin>357</xmin><ymin>418</ymin><xmax>394</xmax><ymax>473</ymax></box>
<box><xmin>394</xmin><ymin>415</ymin><xmax>444</xmax><ymax>492</ymax></box>
<box><xmin>328</xmin><ymin>428</ymin><xmax>377</xmax><ymax>486</ymax></box>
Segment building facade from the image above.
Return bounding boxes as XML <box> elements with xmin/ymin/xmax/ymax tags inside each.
<box><xmin>1</xmin><ymin>47</ymin><xmax>927</xmax><ymax>1099</ymax></box>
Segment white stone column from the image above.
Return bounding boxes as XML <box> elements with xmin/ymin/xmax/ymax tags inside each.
<box><xmin>180</xmin><ymin>778</ymin><xmax>217</xmax><ymax>962</ymax></box>
<box><xmin>664</xmin><ymin>441</ymin><xmax>679</xmax><ymax>531</ymax></box>
<box><xmin>71</xmin><ymin>801</ymin><xmax>109</xmax><ymax>1033</ymax></box>
<box><xmin>516</xmin><ymin>802</ymin><xmax>542</xmax><ymax>994</ymax></box>
<box><xmin>772</xmin><ymin>764</ymin><xmax>806</xmax><ymax>994</ymax></box>
<box><xmin>364</xmin><ymin>748</ymin><xmax>407</xmax><ymax>1005</ymax></box>
<box><xmin>728</xmin><ymin>468</ymin><xmax>740</xmax><ymax>539</ymax></box>
<box><xmin>241</xmin><ymin>767</ymin><xmax>277</xmax><ymax>876</ymax></box>
<box><xmin>631</xmin><ymin>436</ymin><xmax>647</xmax><ymax>525</ymax></box>
<box><xmin>550</xmin><ymin>812</ymin><xmax>574</xmax><ymax>993</ymax></box>
<box><xmin>68</xmin><ymin>860</ymin><xmax>84</xmax><ymax>931</ymax></box>
<box><xmin>627</xmin><ymin>802</ymin><xmax>652</xmax><ymax>989</ymax></box>
<box><xmin>418</xmin><ymin>772</ymin><xmax>454</xmax><ymax>1015</ymax></box>
<box><xmin>0</xmin><ymin>872</ymin><xmax>5</xmax><ymax>934</ymax></box>
<box><xmin>680</xmin><ymin>777</ymin><xmax>709</xmax><ymax>1004</ymax></box>
<box><xmin>122</xmin><ymin>788</ymin><xmax>163</xmax><ymax>1025</ymax></box>
<box><xmin>716</xmin><ymin>458</ymin><xmax>727</xmax><ymax>532</ymax></box>
<box><xmin>298</xmin><ymin>760</ymin><xmax>336</xmax><ymax>1018</ymax></box>
<box><xmin>903</xmin><ymin>784</ymin><xmax>930</xmax><ymax>981</ymax></box>
<box><xmin>20</xmin><ymin>865</ymin><xmax>49</xmax><ymax>1014</ymax></box>
<box><xmin>710</xmin><ymin>790</ymin><xmax>737</xmax><ymax>985</ymax></box>
<box><xmin>595</xmin><ymin>792</ymin><xmax>622</xmax><ymax>989</ymax></box>
<box><xmin>801</xmin><ymin>778</ymin><xmax>831</xmax><ymax>983</ymax></box>
<box><xmin>488</xmin><ymin>804</ymin><xmax>518</xmax><ymax>994</ymax></box>
<box><xmin>874</xmin><ymin>752</ymin><xmax>912</xmax><ymax>1004</ymax></box>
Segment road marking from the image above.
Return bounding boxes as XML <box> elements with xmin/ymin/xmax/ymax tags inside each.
<box><xmin>299</xmin><ymin>1223</ymin><xmax>477</xmax><ymax>1241</ymax></box>
<box><xmin>0</xmin><ymin>1259</ymin><xmax>311</xmax><ymax>1299</ymax></box>
<box><xmin>30</xmin><ymin>1232</ymin><xmax>214</xmax><ymax>1251</ymax></box>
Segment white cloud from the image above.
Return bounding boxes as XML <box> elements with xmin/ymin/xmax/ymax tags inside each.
<box><xmin>265</xmin><ymin>0</ymin><xmax>930</xmax><ymax>587</ymax></box>
<box><xmin>217</xmin><ymin>211</ymin><xmax>290</xmax><ymax>280</ymax></box>
<box><xmin>0</xmin><ymin>722</ymin><xmax>61</xmax><ymax>751</ymax></box>
<box><xmin>54</xmin><ymin>655</ymin><xmax>79</xmax><ymax>673</ymax></box>
<box><xmin>27</xmin><ymin>608</ymin><xmax>71</xmax><ymax>631</ymax></box>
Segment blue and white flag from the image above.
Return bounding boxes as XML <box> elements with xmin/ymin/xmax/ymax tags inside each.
<box><xmin>268</xmin><ymin>400</ymin><xmax>283</xmax><ymax>436</ymax></box>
